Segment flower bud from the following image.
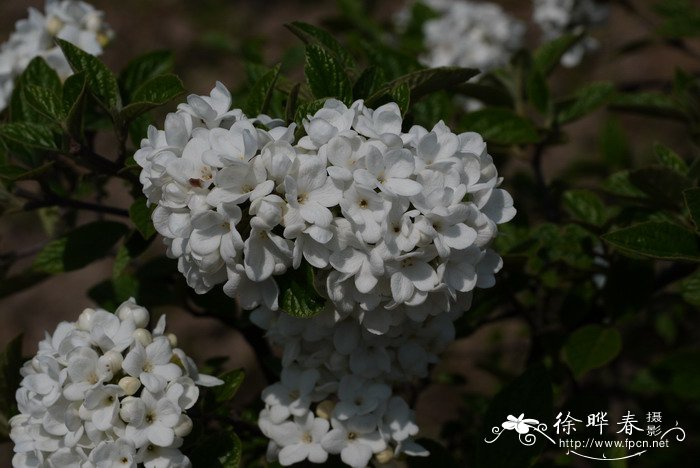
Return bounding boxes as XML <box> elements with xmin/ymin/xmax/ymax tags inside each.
<box><xmin>119</xmin><ymin>396</ymin><xmax>144</xmax><ymax>423</ymax></box>
<box><xmin>97</xmin><ymin>32</ymin><xmax>110</xmax><ymax>48</ymax></box>
<box><xmin>133</xmin><ymin>328</ymin><xmax>152</xmax><ymax>347</ymax></box>
<box><xmin>45</xmin><ymin>16</ymin><xmax>63</xmax><ymax>36</ymax></box>
<box><xmin>118</xmin><ymin>377</ymin><xmax>141</xmax><ymax>396</ymax></box>
<box><xmin>167</xmin><ymin>333</ymin><xmax>178</xmax><ymax>347</ymax></box>
<box><xmin>173</xmin><ymin>414</ymin><xmax>193</xmax><ymax>437</ymax></box>
<box><xmin>31</xmin><ymin>357</ymin><xmax>42</xmax><ymax>372</ymax></box>
<box><xmin>375</xmin><ymin>448</ymin><xmax>394</xmax><ymax>464</ymax></box>
<box><xmin>77</xmin><ymin>308</ymin><xmax>96</xmax><ymax>331</ymax></box>
<box><xmin>315</xmin><ymin>400</ymin><xmax>336</xmax><ymax>420</ymax></box>
<box><xmin>84</xmin><ymin>12</ymin><xmax>102</xmax><ymax>32</ymax></box>
<box><xmin>117</xmin><ymin>299</ymin><xmax>150</xmax><ymax>328</ymax></box>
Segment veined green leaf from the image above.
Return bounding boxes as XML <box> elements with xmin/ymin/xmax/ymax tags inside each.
<box><xmin>603</xmin><ymin>221</ymin><xmax>700</xmax><ymax>261</ymax></box>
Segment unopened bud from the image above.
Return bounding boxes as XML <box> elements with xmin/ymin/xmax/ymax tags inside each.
<box><xmin>375</xmin><ymin>448</ymin><xmax>394</xmax><ymax>464</ymax></box>
<box><xmin>77</xmin><ymin>308</ymin><xmax>96</xmax><ymax>331</ymax></box>
<box><xmin>173</xmin><ymin>414</ymin><xmax>193</xmax><ymax>437</ymax></box>
<box><xmin>118</xmin><ymin>376</ymin><xmax>141</xmax><ymax>396</ymax></box>
<box><xmin>167</xmin><ymin>333</ymin><xmax>178</xmax><ymax>347</ymax></box>
<box><xmin>133</xmin><ymin>328</ymin><xmax>152</xmax><ymax>346</ymax></box>
<box><xmin>116</xmin><ymin>299</ymin><xmax>150</xmax><ymax>328</ymax></box>
<box><xmin>45</xmin><ymin>16</ymin><xmax>63</xmax><ymax>36</ymax></box>
<box><xmin>315</xmin><ymin>400</ymin><xmax>335</xmax><ymax>420</ymax></box>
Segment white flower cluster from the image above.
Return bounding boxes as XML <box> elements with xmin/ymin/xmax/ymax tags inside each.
<box><xmin>136</xmin><ymin>83</ymin><xmax>515</xmax><ymax>466</ymax></box>
<box><xmin>415</xmin><ymin>0</ymin><xmax>525</xmax><ymax>72</ymax></box>
<box><xmin>0</xmin><ymin>0</ymin><xmax>112</xmax><ymax>110</ymax></box>
<box><xmin>9</xmin><ymin>298</ymin><xmax>222</xmax><ymax>468</ymax></box>
<box><xmin>533</xmin><ymin>0</ymin><xmax>609</xmax><ymax>67</ymax></box>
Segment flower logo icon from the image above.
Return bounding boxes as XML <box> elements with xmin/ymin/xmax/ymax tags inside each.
<box><xmin>502</xmin><ymin>414</ymin><xmax>540</xmax><ymax>434</ymax></box>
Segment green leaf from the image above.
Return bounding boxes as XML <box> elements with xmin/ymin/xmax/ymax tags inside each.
<box><xmin>129</xmin><ymin>198</ymin><xmax>156</xmax><ymax>239</ymax></box>
<box><xmin>684</xmin><ymin>188</ymin><xmax>700</xmax><ymax>230</ymax></box>
<box><xmin>526</xmin><ymin>68</ymin><xmax>549</xmax><ymax>114</ymax></box>
<box><xmin>286</xmin><ymin>22</ymin><xmax>355</xmax><ymax>68</ymax></box>
<box><xmin>214</xmin><ymin>369</ymin><xmax>245</xmax><ymax>403</ymax></box>
<box><xmin>353</xmin><ymin>66</ymin><xmax>386</xmax><ymax>100</ymax></box>
<box><xmin>628</xmin><ymin>165</ymin><xmax>693</xmax><ymax>208</ymax></box>
<box><xmin>244</xmin><ymin>64</ymin><xmax>281</xmax><ymax>116</ymax></box>
<box><xmin>475</xmin><ymin>365</ymin><xmax>553</xmax><ymax>468</ymax></box>
<box><xmin>390</xmin><ymin>82</ymin><xmax>410</xmax><ymax>115</ymax></box>
<box><xmin>610</xmin><ymin>92</ymin><xmax>687</xmax><ymax>121</ymax></box>
<box><xmin>533</xmin><ymin>33</ymin><xmax>583</xmax><ymax>75</ymax></box>
<box><xmin>9</xmin><ymin>58</ymin><xmax>61</xmax><ymax>123</ymax></box>
<box><xmin>118</xmin><ymin>50</ymin><xmax>174</xmax><ymax>102</ymax></box>
<box><xmin>305</xmin><ymin>44</ymin><xmax>353</xmax><ymax>103</ymax></box>
<box><xmin>562</xmin><ymin>190</ymin><xmax>606</xmax><ymax>226</ymax></box>
<box><xmin>367</xmin><ymin>67</ymin><xmax>479</xmax><ymax>106</ymax></box>
<box><xmin>557</xmin><ymin>81</ymin><xmax>615</xmax><ymax>124</ymax></box>
<box><xmin>56</xmin><ymin>38</ymin><xmax>120</xmax><ymax>111</ymax></box>
<box><xmin>63</xmin><ymin>72</ymin><xmax>88</xmax><ymax>139</ymax></box>
<box><xmin>599</xmin><ymin>117</ymin><xmax>631</xmax><ymax>168</ymax></box>
<box><xmin>654</xmin><ymin>142</ymin><xmax>688</xmax><ymax>173</ymax></box>
<box><xmin>654</xmin><ymin>0</ymin><xmax>700</xmax><ymax>38</ymax></box>
<box><xmin>0</xmin><ymin>122</ymin><xmax>58</xmax><ymax>151</ymax></box>
<box><xmin>34</xmin><ymin>221</ymin><xmax>129</xmax><ymax>273</ymax></box>
<box><xmin>277</xmin><ymin>262</ymin><xmax>324</xmax><ymax>318</ymax></box>
<box><xmin>454</xmin><ymin>82</ymin><xmax>514</xmax><ymax>107</ymax></box>
<box><xmin>24</xmin><ymin>85</ymin><xmax>66</xmax><ymax>121</ymax></box>
<box><xmin>284</xmin><ymin>83</ymin><xmax>302</xmax><ymax>125</ymax></box>
<box><xmin>679</xmin><ymin>269</ymin><xmax>700</xmax><ymax>305</ymax></box>
<box><xmin>189</xmin><ymin>428</ymin><xmax>242</xmax><ymax>467</ymax></box>
<box><xmin>0</xmin><ymin>161</ymin><xmax>55</xmax><ymax>182</ymax></box>
<box><xmin>461</xmin><ymin>109</ymin><xmax>539</xmax><ymax>145</ymax></box>
<box><xmin>0</xmin><ymin>334</ymin><xmax>23</xmax><ymax>421</ymax></box>
<box><xmin>120</xmin><ymin>74</ymin><xmax>185</xmax><ymax>123</ymax></box>
<box><xmin>563</xmin><ymin>325</ymin><xmax>622</xmax><ymax>378</ymax></box>
<box><xmin>602</xmin><ymin>221</ymin><xmax>700</xmax><ymax>261</ymax></box>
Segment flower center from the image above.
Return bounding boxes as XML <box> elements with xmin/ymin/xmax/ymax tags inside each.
<box><xmin>87</xmin><ymin>373</ymin><xmax>98</xmax><ymax>385</ymax></box>
<box><xmin>242</xmin><ymin>184</ymin><xmax>253</xmax><ymax>193</ymax></box>
<box><xmin>347</xmin><ymin>432</ymin><xmax>357</xmax><ymax>440</ymax></box>
<box><xmin>359</xmin><ymin>199</ymin><xmax>368</xmax><ymax>209</ymax></box>
<box><xmin>301</xmin><ymin>432</ymin><xmax>313</xmax><ymax>443</ymax></box>
<box><xmin>189</xmin><ymin>178</ymin><xmax>202</xmax><ymax>188</ymax></box>
<box><xmin>120</xmin><ymin>457</ymin><xmax>129</xmax><ymax>464</ymax></box>
<box><xmin>146</xmin><ymin>412</ymin><xmax>155</xmax><ymax>424</ymax></box>
<box><xmin>401</xmin><ymin>258</ymin><xmax>414</xmax><ymax>268</ymax></box>
<box><xmin>143</xmin><ymin>361</ymin><xmax>154</xmax><ymax>373</ymax></box>
<box><xmin>297</xmin><ymin>193</ymin><xmax>308</xmax><ymax>204</ymax></box>
<box><xmin>392</xmin><ymin>224</ymin><xmax>401</xmax><ymax>233</ymax></box>
<box><xmin>288</xmin><ymin>390</ymin><xmax>300</xmax><ymax>400</ymax></box>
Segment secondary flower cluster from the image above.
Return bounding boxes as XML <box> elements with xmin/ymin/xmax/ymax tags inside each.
<box><xmin>9</xmin><ymin>298</ymin><xmax>222</xmax><ymax>468</ymax></box>
<box><xmin>397</xmin><ymin>0</ymin><xmax>609</xmax><ymax>72</ymax></box>
<box><xmin>0</xmin><ymin>0</ymin><xmax>112</xmax><ymax>110</ymax></box>
<box><xmin>416</xmin><ymin>0</ymin><xmax>525</xmax><ymax>72</ymax></box>
<box><xmin>136</xmin><ymin>83</ymin><xmax>515</xmax><ymax>466</ymax></box>
<box><xmin>533</xmin><ymin>0</ymin><xmax>609</xmax><ymax>67</ymax></box>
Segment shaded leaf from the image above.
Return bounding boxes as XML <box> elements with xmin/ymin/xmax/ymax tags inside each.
<box><xmin>120</xmin><ymin>74</ymin><xmax>184</xmax><ymax>122</ymax></box>
<box><xmin>57</xmin><ymin>38</ymin><xmax>120</xmax><ymax>111</ymax></box>
<box><xmin>610</xmin><ymin>92</ymin><xmax>687</xmax><ymax>121</ymax></box>
<box><xmin>129</xmin><ymin>198</ymin><xmax>156</xmax><ymax>239</ymax></box>
<box><xmin>367</xmin><ymin>67</ymin><xmax>479</xmax><ymax>106</ymax></box>
<box><xmin>557</xmin><ymin>81</ymin><xmax>615</xmax><ymax>124</ymax></box>
<box><xmin>63</xmin><ymin>72</ymin><xmax>88</xmax><ymax>140</ymax></box>
<box><xmin>391</xmin><ymin>82</ymin><xmax>411</xmax><ymax>115</ymax></box>
<box><xmin>305</xmin><ymin>44</ymin><xmax>352</xmax><ymax>104</ymax></box>
<box><xmin>562</xmin><ymin>190</ymin><xmax>606</xmax><ymax>226</ymax></box>
<box><xmin>629</xmin><ymin>165</ymin><xmax>693</xmax><ymax>208</ymax></box>
<box><xmin>119</xmin><ymin>50</ymin><xmax>174</xmax><ymax>101</ymax></box>
<box><xmin>24</xmin><ymin>85</ymin><xmax>65</xmax><ymax>121</ymax></box>
<box><xmin>602</xmin><ymin>221</ymin><xmax>700</xmax><ymax>261</ymax></box>
<box><xmin>475</xmin><ymin>365</ymin><xmax>553</xmax><ymax>468</ymax></box>
<box><xmin>244</xmin><ymin>64</ymin><xmax>281</xmax><ymax>116</ymax></box>
<box><xmin>34</xmin><ymin>221</ymin><xmax>129</xmax><ymax>273</ymax></box>
<box><xmin>0</xmin><ymin>122</ymin><xmax>58</xmax><ymax>152</ymax></box>
<box><xmin>214</xmin><ymin>369</ymin><xmax>246</xmax><ymax>403</ymax></box>
<box><xmin>353</xmin><ymin>66</ymin><xmax>386</xmax><ymax>100</ymax></box>
<box><xmin>277</xmin><ymin>262</ymin><xmax>324</xmax><ymax>318</ymax></box>
<box><xmin>0</xmin><ymin>335</ymin><xmax>23</xmax><ymax>420</ymax></box>
<box><xmin>655</xmin><ymin>142</ymin><xmax>688</xmax><ymax>173</ymax></box>
<box><xmin>286</xmin><ymin>22</ymin><xmax>355</xmax><ymax>68</ymax></box>
<box><xmin>462</xmin><ymin>109</ymin><xmax>539</xmax><ymax>145</ymax></box>
<box><xmin>563</xmin><ymin>325</ymin><xmax>622</xmax><ymax>378</ymax></box>
<box><xmin>533</xmin><ymin>33</ymin><xmax>583</xmax><ymax>75</ymax></box>
<box><xmin>684</xmin><ymin>188</ymin><xmax>700</xmax><ymax>230</ymax></box>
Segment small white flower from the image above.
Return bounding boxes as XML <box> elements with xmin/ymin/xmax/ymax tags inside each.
<box><xmin>269</xmin><ymin>413</ymin><xmax>330</xmax><ymax>466</ymax></box>
<box><xmin>122</xmin><ymin>337</ymin><xmax>182</xmax><ymax>393</ymax></box>
<box><xmin>321</xmin><ymin>417</ymin><xmax>387</xmax><ymax>468</ymax></box>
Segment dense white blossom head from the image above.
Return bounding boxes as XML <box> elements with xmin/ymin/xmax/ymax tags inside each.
<box><xmin>9</xmin><ymin>299</ymin><xmax>221</xmax><ymax>468</ymax></box>
<box><xmin>0</xmin><ymin>0</ymin><xmax>112</xmax><ymax>110</ymax></box>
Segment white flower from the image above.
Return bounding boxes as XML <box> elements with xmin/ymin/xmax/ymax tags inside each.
<box><xmin>269</xmin><ymin>413</ymin><xmax>330</xmax><ymax>466</ymax></box>
<box><xmin>89</xmin><ymin>439</ymin><xmax>137</xmax><ymax>468</ymax></box>
<box><xmin>284</xmin><ymin>158</ymin><xmax>342</xmax><ymax>229</ymax></box>
<box><xmin>533</xmin><ymin>0</ymin><xmax>609</xmax><ymax>67</ymax></box>
<box><xmin>417</xmin><ymin>0</ymin><xmax>524</xmax><ymax>71</ymax></box>
<box><xmin>334</xmin><ymin>376</ymin><xmax>391</xmax><ymax>421</ymax></box>
<box><xmin>122</xmin><ymin>337</ymin><xmax>182</xmax><ymax>393</ymax></box>
<box><xmin>0</xmin><ymin>0</ymin><xmax>113</xmax><ymax>110</ymax></box>
<box><xmin>321</xmin><ymin>417</ymin><xmax>387</xmax><ymax>468</ymax></box>
<box><xmin>354</xmin><ymin>148</ymin><xmax>422</xmax><ymax>197</ymax></box>
<box><xmin>263</xmin><ymin>367</ymin><xmax>320</xmax><ymax>424</ymax></box>
<box><xmin>10</xmin><ymin>299</ymin><xmax>220</xmax><ymax>466</ymax></box>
